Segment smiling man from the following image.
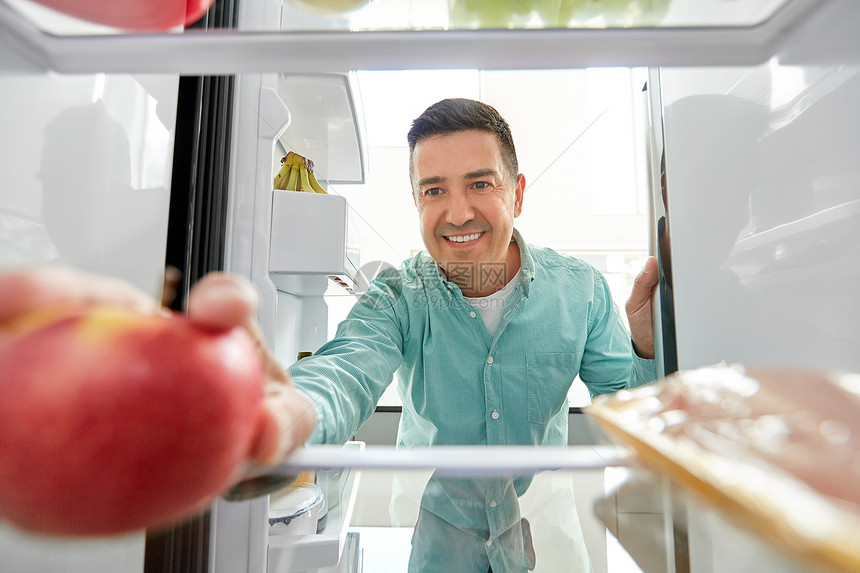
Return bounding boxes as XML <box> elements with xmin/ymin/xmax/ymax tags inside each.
<box><xmin>289</xmin><ymin>98</ymin><xmax>659</xmax><ymax>572</ymax></box>
<box><xmin>411</xmin><ymin>127</ymin><xmax>524</xmax><ymax>298</ymax></box>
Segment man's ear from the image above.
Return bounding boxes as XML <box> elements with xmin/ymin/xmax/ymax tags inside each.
<box><xmin>513</xmin><ymin>173</ymin><xmax>525</xmax><ymax>217</ymax></box>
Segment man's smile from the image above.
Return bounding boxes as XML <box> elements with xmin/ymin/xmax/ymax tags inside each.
<box><xmin>444</xmin><ymin>232</ymin><xmax>484</xmax><ymax>244</ymax></box>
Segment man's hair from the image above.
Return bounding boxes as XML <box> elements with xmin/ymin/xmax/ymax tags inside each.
<box><xmin>407</xmin><ymin>98</ymin><xmax>519</xmax><ymax>186</ymax></box>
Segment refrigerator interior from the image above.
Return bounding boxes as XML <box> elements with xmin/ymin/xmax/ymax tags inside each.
<box><xmin>1</xmin><ymin>0</ymin><xmax>859</xmax><ymax>572</ymax></box>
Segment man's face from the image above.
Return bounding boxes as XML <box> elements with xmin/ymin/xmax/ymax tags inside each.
<box><xmin>411</xmin><ymin>130</ymin><xmax>524</xmax><ymax>288</ymax></box>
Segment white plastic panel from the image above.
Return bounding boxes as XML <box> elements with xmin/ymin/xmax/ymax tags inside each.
<box><xmin>276</xmin><ymin>73</ymin><xmax>366</xmax><ymax>184</ymax></box>
<box><xmin>659</xmin><ymin>0</ymin><xmax>860</xmax><ymax>372</ymax></box>
<box><xmin>269</xmin><ymin>191</ymin><xmax>355</xmax><ymax>289</ymax></box>
<box><xmin>0</xmin><ymin>525</ymin><xmax>146</xmax><ymax>573</ymax></box>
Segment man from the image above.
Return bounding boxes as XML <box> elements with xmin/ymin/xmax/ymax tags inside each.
<box><xmin>289</xmin><ymin>98</ymin><xmax>659</xmax><ymax>571</ymax></box>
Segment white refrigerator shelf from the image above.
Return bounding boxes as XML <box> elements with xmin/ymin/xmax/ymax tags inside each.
<box><xmin>268</xmin><ymin>442</ymin><xmax>364</xmax><ymax>573</ymax></box>
<box><xmin>272</xmin><ymin>444</ymin><xmax>630</xmax><ymax>476</ymax></box>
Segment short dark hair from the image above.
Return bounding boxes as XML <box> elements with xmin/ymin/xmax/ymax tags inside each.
<box><xmin>407</xmin><ymin>98</ymin><xmax>519</xmax><ymax>185</ymax></box>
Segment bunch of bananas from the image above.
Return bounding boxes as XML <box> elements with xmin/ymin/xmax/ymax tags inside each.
<box><xmin>273</xmin><ymin>151</ymin><xmax>328</xmax><ymax>193</ymax></box>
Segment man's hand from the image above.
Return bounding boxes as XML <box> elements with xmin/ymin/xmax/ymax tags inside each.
<box><xmin>186</xmin><ymin>272</ymin><xmax>317</xmax><ymax>466</ymax></box>
<box><xmin>0</xmin><ymin>266</ymin><xmax>316</xmax><ymax>467</ymax></box>
<box><xmin>625</xmin><ymin>256</ymin><xmax>659</xmax><ymax>359</ymax></box>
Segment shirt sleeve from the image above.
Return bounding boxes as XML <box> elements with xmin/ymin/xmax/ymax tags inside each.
<box><xmin>289</xmin><ymin>274</ymin><xmax>407</xmax><ymax>445</ymax></box>
<box><xmin>578</xmin><ymin>269</ymin><xmax>657</xmax><ymax>397</ymax></box>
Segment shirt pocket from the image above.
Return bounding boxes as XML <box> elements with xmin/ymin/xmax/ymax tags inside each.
<box><xmin>525</xmin><ymin>352</ymin><xmax>581</xmax><ymax>425</ymax></box>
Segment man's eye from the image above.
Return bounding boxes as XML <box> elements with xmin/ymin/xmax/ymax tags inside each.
<box><xmin>424</xmin><ymin>188</ymin><xmax>443</xmax><ymax>197</ymax></box>
<box><xmin>473</xmin><ymin>181</ymin><xmax>491</xmax><ymax>190</ymax></box>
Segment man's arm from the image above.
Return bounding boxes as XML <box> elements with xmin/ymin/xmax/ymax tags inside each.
<box><xmin>579</xmin><ymin>265</ymin><xmax>657</xmax><ymax>396</ymax></box>
<box><xmin>289</xmin><ymin>277</ymin><xmax>406</xmax><ymax>445</ymax></box>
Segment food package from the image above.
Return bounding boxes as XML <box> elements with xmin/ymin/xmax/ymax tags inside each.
<box><xmin>586</xmin><ymin>363</ymin><xmax>860</xmax><ymax>573</ymax></box>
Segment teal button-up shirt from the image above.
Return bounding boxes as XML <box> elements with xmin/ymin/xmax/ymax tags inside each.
<box><xmin>290</xmin><ymin>230</ymin><xmax>655</xmax><ymax>565</ymax></box>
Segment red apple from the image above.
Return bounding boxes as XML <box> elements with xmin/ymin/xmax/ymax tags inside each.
<box><xmin>27</xmin><ymin>0</ymin><xmax>215</xmax><ymax>31</ymax></box>
<box><xmin>0</xmin><ymin>305</ymin><xmax>265</xmax><ymax>536</ymax></box>
<box><xmin>185</xmin><ymin>0</ymin><xmax>216</xmax><ymax>26</ymax></box>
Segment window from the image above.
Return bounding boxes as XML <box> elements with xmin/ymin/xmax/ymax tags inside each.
<box><xmin>328</xmin><ymin>69</ymin><xmax>650</xmax><ymax>407</ymax></box>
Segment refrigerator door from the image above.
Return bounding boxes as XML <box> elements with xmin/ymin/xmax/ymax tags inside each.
<box><xmin>0</xmin><ymin>67</ymin><xmax>179</xmax><ymax>573</ymax></box>
<box><xmin>659</xmin><ymin>16</ymin><xmax>860</xmax><ymax>373</ymax></box>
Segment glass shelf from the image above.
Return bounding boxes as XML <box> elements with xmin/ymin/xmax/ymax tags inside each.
<box><xmin>280</xmin><ymin>0</ymin><xmax>795</xmax><ymax>33</ymax></box>
<box><xmin>5</xmin><ymin>0</ymin><xmax>796</xmax><ymax>35</ymax></box>
<box><xmin>0</xmin><ymin>0</ymin><xmax>829</xmax><ymax>74</ymax></box>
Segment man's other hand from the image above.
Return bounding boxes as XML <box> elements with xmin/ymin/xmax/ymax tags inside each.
<box><xmin>625</xmin><ymin>256</ymin><xmax>659</xmax><ymax>359</ymax></box>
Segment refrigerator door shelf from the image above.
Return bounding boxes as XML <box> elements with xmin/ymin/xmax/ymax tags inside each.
<box><xmin>269</xmin><ymin>190</ymin><xmax>360</xmax><ymax>296</ymax></box>
<box><xmin>267</xmin><ymin>442</ymin><xmax>364</xmax><ymax>573</ymax></box>
<box><xmin>277</xmin><ymin>73</ymin><xmax>366</xmax><ymax>185</ymax></box>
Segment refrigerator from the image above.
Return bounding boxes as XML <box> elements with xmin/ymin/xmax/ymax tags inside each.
<box><xmin>1</xmin><ymin>0</ymin><xmax>859</xmax><ymax>572</ymax></box>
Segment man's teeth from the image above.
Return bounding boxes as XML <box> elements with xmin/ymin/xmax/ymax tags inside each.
<box><xmin>446</xmin><ymin>232</ymin><xmax>482</xmax><ymax>243</ymax></box>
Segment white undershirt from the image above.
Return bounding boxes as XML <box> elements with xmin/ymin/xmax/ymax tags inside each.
<box><xmin>464</xmin><ymin>271</ymin><xmax>521</xmax><ymax>338</ymax></box>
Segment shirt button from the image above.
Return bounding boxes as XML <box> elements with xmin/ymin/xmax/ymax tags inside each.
<box><xmin>489</xmin><ymin>500</ymin><xmax>498</xmax><ymax>508</ymax></box>
<box><xmin>487</xmin><ymin>356</ymin><xmax>494</xmax><ymax>364</ymax></box>
<box><xmin>469</xmin><ymin>311</ymin><xmax>477</xmax><ymax>318</ymax></box>
<box><xmin>486</xmin><ymin>538</ymin><xmax>493</xmax><ymax>547</ymax></box>
<box><xmin>491</xmin><ymin>410</ymin><xmax>500</xmax><ymax>420</ymax></box>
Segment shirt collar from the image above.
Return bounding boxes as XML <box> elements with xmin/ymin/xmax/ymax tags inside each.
<box><xmin>512</xmin><ymin>228</ymin><xmax>535</xmax><ymax>296</ymax></box>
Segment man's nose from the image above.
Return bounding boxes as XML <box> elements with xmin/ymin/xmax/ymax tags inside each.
<box><xmin>445</xmin><ymin>190</ymin><xmax>475</xmax><ymax>227</ymax></box>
